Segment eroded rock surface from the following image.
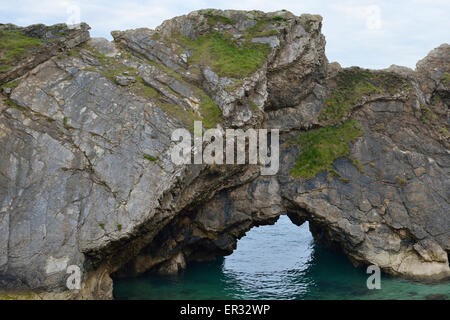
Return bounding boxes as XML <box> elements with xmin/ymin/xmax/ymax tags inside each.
<box><xmin>0</xmin><ymin>10</ymin><xmax>448</xmax><ymax>299</ymax></box>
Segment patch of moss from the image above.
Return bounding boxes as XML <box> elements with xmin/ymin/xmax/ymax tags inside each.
<box><xmin>177</xmin><ymin>32</ymin><xmax>271</xmax><ymax>78</ymax></box>
<box><xmin>246</xmin><ymin>15</ymin><xmax>286</xmax><ymax>36</ymax></box>
<box><xmin>288</xmin><ymin>120</ymin><xmax>364</xmax><ymax>179</ymax></box>
<box><xmin>0</xmin><ymin>29</ymin><xmax>42</xmax><ymax>73</ymax></box>
<box><xmin>339</xmin><ymin>176</ymin><xmax>351</xmax><ymax>183</ymax></box>
<box><xmin>1</xmin><ymin>79</ymin><xmax>20</xmax><ymax>91</ymax></box>
<box><xmin>139</xmin><ymin>56</ymin><xmax>222</xmax><ymax>129</ymax></box>
<box><xmin>5</xmin><ymin>98</ymin><xmax>26</xmax><ymax>111</ymax></box>
<box><xmin>372</xmin><ymin>123</ymin><xmax>386</xmax><ymax>132</ymax></box>
<box><xmin>159</xmin><ymin>103</ymin><xmax>202</xmax><ymax>131</ymax></box>
<box><xmin>420</xmin><ymin>103</ymin><xmax>438</xmax><ymax>124</ymax></box>
<box><xmin>198</xmin><ymin>93</ymin><xmax>222</xmax><ymax>129</ymax></box>
<box><xmin>301</xmin><ymin>20</ymin><xmax>313</xmax><ymax>33</ymax></box>
<box><xmin>203</xmin><ymin>12</ymin><xmax>237</xmax><ymax>25</ymax></box>
<box><xmin>249</xmin><ymin>101</ymin><xmax>259</xmax><ymax>111</ymax></box>
<box><xmin>143</xmin><ymin>154</ymin><xmax>157</xmax><ymax>162</ymax></box>
<box><xmin>145</xmin><ymin>58</ymin><xmax>184</xmax><ymax>81</ymax></box>
<box><xmin>350</xmin><ymin>157</ymin><xmax>365</xmax><ymax>174</ymax></box>
<box><xmin>79</xmin><ymin>46</ymin><xmax>137</xmax><ymax>82</ymax></box>
<box><xmin>98</xmin><ymin>223</ymin><xmax>105</xmax><ymax>229</ymax></box>
<box><xmin>131</xmin><ymin>75</ymin><xmax>159</xmax><ymax>99</ymax></box>
<box><xmin>223</xmin><ymin>79</ymin><xmax>244</xmax><ymax>92</ymax></box>
<box><xmin>441</xmin><ymin>73</ymin><xmax>450</xmax><ymax>85</ymax></box>
<box><xmin>395</xmin><ymin>176</ymin><xmax>407</xmax><ymax>186</ymax></box>
<box><xmin>261</xmin><ymin>30</ymin><xmax>279</xmax><ymax>37</ymax></box>
<box><xmin>117</xmin><ymin>224</ymin><xmax>122</xmax><ymax>232</ymax></box>
<box><xmin>431</xmin><ymin>94</ymin><xmax>442</xmax><ymax>105</ymax></box>
<box><xmin>271</xmin><ymin>16</ymin><xmax>287</xmax><ymax>22</ymax></box>
<box><xmin>151</xmin><ymin>33</ymin><xmax>161</xmax><ymax>40</ymax></box>
<box><xmin>319</xmin><ymin>68</ymin><xmax>409</xmax><ymax>125</ymax></box>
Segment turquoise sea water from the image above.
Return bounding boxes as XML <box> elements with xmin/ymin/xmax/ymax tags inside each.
<box><xmin>113</xmin><ymin>215</ymin><xmax>449</xmax><ymax>300</ymax></box>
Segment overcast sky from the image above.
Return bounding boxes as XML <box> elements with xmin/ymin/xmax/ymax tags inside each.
<box><xmin>1</xmin><ymin>0</ymin><xmax>449</xmax><ymax>69</ymax></box>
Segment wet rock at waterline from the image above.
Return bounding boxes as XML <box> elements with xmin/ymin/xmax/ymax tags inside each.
<box><xmin>0</xmin><ymin>9</ymin><xmax>449</xmax><ymax>299</ymax></box>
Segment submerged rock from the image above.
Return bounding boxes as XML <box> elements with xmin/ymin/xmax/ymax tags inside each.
<box><xmin>0</xmin><ymin>9</ymin><xmax>448</xmax><ymax>299</ymax></box>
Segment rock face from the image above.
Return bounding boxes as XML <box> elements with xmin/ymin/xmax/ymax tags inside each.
<box><xmin>0</xmin><ymin>10</ymin><xmax>449</xmax><ymax>299</ymax></box>
<box><xmin>0</xmin><ymin>23</ymin><xmax>90</xmax><ymax>84</ymax></box>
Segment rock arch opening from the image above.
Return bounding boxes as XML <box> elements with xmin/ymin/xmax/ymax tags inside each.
<box><xmin>110</xmin><ymin>208</ymin><xmax>366</xmax><ymax>300</ymax></box>
<box><xmin>112</xmin><ymin>215</ymin><xmax>316</xmax><ymax>299</ymax></box>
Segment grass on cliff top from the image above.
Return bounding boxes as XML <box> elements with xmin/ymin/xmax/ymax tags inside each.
<box><xmin>178</xmin><ymin>32</ymin><xmax>271</xmax><ymax>78</ymax></box>
<box><xmin>245</xmin><ymin>16</ymin><xmax>285</xmax><ymax>39</ymax></box>
<box><xmin>319</xmin><ymin>68</ymin><xmax>409</xmax><ymax>125</ymax></box>
<box><xmin>0</xmin><ymin>29</ymin><xmax>43</xmax><ymax>73</ymax></box>
<box><xmin>203</xmin><ymin>12</ymin><xmax>237</xmax><ymax>25</ymax></box>
<box><xmin>288</xmin><ymin>120</ymin><xmax>364</xmax><ymax>179</ymax></box>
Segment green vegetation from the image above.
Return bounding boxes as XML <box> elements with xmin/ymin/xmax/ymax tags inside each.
<box><xmin>74</xmin><ymin>44</ymin><xmax>222</xmax><ymax>130</ymax></box>
<box><xmin>71</xmin><ymin>45</ymin><xmax>137</xmax><ymax>83</ymax></box>
<box><xmin>203</xmin><ymin>12</ymin><xmax>237</xmax><ymax>25</ymax></box>
<box><xmin>0</xmin><ymin>292</ymin><xmax>36</xmax><ymax>300</ymax></box>
<box><xmin>251</xmin><ymin>29</ymin><xmax>279</xmax><ymax>37</ymax></box>
<box><xmin>132</xmin><ymin>75</ymin><xmax>159</xmax><ymax>99</ymax></box>
<box><xmin>159</xmin><ymin>103</ymin><xmax>202</xmax><ymax>131</ymax></box>
<box><xmin>301</xmin><ymin>20</ymin><xmax>313</xmax><ymax>33</ymax></box>
<box><xmin>319</xmin><ymin>68</ymin><xmax>409</xmax><ymax>125</ymax></box>
<box><xmin>288</xmin><ymin>120</ymin><xmax>364</xmax><ymax>179</ymax></box>
<box><xmin>117</xmin><ymin>224</ymin><xmax>122</xmax><ymax>232</ymax></box>
<box><xmin>224</xmin><ymin>79</ymin><xmax>244</xmax><ymax>92</ymax></box>
<box><xmin>138</xmin><ymin>55</ymin><xmax>222</xmax><ymax>129</ymax></box>
<box><xmin>271</xmin><ymin>16</ymin><xmax>287</xmax><ymax>22</ymax></box>
<box><xmin>1</xmin><ymin>79</ymin><xmax>20</xmax><ymax>91</ymax></box>
<box><xmin>0</xmin><ymin>29</ymin><xmax>42</xmax><ymax>72</ymax></box>
<box><xmin>177</xmin><ymin>32</ymin><xmax>271</xmax><ymax>78</ymax></box>
<box><xmin>151</xmin><ymin>33</ymin><xmax>161</xmax><ymax>40</ymax></box>
<box><xmin>156</xmin><ymin>93</ymin><xmax>220</xmax><ymax>130</ymax></box>
<box><xmin>244</xmin><ymin>16</ymin><xmax>284</xmax><ymax>38</ymax></box>
<box><xmin>5</xmin><ymin>98</ymin><xmax>26</xmax><ymax>111</ymax></box>
<box><xmin>441</xmin><ymin>73</ymin><xmax>450</xmax><ymax>85</ymax></box>
<box><xmin>198</xmin><ymin>93</ymin><xmax>222</xmax><ymax>129</ymax></box>
<box><xmin>395</xmin><ymin>176</ymin><xmax>407</xmax><ymax>186</ymax></box>
<box><xmin>76</xmin><ymin>47</ymin><xmax>164</xmax><ymax>105</ymax></box>
<box><xmin>249</xmin><ymin>101</ymin><xmax>259</xmax><ymax>111</ymax></box>
<box><xmin>372</xmin><ymin>123</ymin><xmax>385</xmax><ymax>132</ymax></box>
<box><xmin>350</xmin><ymin>157</ymin><xmax>365</xmax><ymax>174</ymax></box>
<box><xmin>420</xmin><ymin>104</ymin><xmax>438</xmax><ymax>124</ymax></box>
<box><xmin>143</xmin><ymin>154</ymin><xmax>157</xmax><ymax>162</ymax></box>
<box><xmin>98</xmin><ymin>223</ymin><xmax>105</xmax><ymax>229</ymax></box>
<box><xmin>87</xmin><ymin>47</ymin><xmax>137</xmax><ymax>82</ymax></box>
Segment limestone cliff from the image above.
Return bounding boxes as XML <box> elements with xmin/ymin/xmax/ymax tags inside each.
<box><xmin>0</xmin><ymin>9</ymin><xmax>448</xmax><ymax>299</ymax></box>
